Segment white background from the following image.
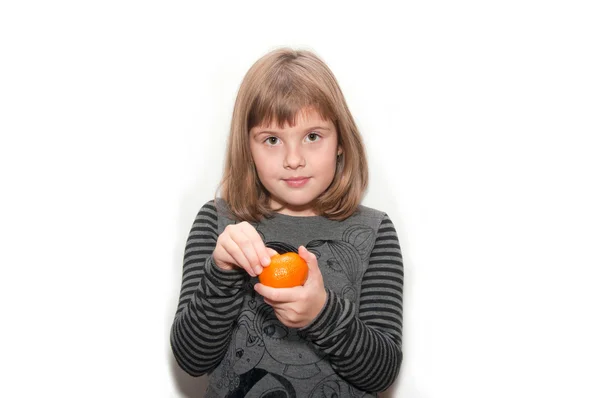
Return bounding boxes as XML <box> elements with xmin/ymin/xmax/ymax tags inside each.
<box><xmin>1</xmin><ymin>1</ymin><xmax>599</xmax><ymax>397</ymax></box>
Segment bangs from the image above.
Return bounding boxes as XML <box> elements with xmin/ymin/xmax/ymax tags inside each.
<box><xmin>247</xmin><ymin>64</ymin><xmax>337</xmax><ymax>130</ymax></box>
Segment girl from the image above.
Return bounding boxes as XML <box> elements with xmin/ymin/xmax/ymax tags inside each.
<box><xmin>171</xmin><ymin>48</ymin><xmax>404</xmax><ymax>397</ymax></box>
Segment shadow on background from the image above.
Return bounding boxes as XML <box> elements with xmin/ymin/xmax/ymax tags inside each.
<box><xmin>168</xmin><ymin>175</ymin><xmax>213</xmax><ymax>397</ymax></box>
<box><xmin>380</xmin><ymin>375</ymin><xmax>402</xmax><ymax>397</ymax></box>
<box><xmin>169</xmin><ymin>354</ymin><xmax>208</xmax><ymax>397</ymax></box>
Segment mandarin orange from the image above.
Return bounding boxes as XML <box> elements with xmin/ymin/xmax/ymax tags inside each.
<box><xmin>258</xmin><ymin>252</ymin><xmax>308</xmax><ymax>288</ymax></box>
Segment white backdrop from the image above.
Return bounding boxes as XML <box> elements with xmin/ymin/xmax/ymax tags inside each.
<box><xmin>1</xmin><ymin>1</ymin><xmax>599</xmax><ymax>397</ymax></box>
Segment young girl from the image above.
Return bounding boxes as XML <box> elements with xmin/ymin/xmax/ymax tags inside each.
<box><xmin>171</xmin><ymin>48</ymin><xmax>404</xmax><ymax>397</ymax></box>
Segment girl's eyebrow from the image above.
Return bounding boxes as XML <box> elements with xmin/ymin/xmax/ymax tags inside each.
<box><xmin>255</xmin><ymin>126</ymin><xmax>331</xmax><ymax>135</ymax></box>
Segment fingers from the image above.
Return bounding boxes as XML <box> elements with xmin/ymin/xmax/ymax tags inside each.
<box><xmin>262</xmin><ymin>297</ymin><xmax>276</xmax><ymax>307</ymax></box>
<box><xmin>238</xmin><ymin>222</ymin><xmax>271</xmax><ymax>269</ymax></box>
<box><xmin>266</xmin><ymin>248</ymin><xmax>279</xmax><ymax>258</ymax></box>
<box><xmin>245</xmin><ymin>227</ymin><xmax>271</xmax><ymax>267</ymax></box>
<box><xmin>219</xmin><ymin>234</ymin><xmax>256</xmax><ymax>276</ymax></box>
<box><xmin>211</xmin><ymin>244</ymin><xmax>238</xmax><ymax>271</ymax></box>
<box><xmin>254</xmin><ymin>283</ymin><xmax>303</xmax><ymax>303</ymax></box>
<box><xmin>228</xmin><ymin>226</ymin><xmax>262</xmax><ymax>274</ymax></box>
<box><xmin>215</xmin><ymin>222</ymin><xmax>270</xmax><ymax>276</ymax></box>
<box><xmin>255</xmin><ymin>280</ymin><xmax>327</xmax><ymax>329</ymax></box>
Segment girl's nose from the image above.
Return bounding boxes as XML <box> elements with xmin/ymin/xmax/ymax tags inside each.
<box><xmin>283</xmin><ymin>145</ymin><xmax>306</xmax><ymax>169</ymax></box>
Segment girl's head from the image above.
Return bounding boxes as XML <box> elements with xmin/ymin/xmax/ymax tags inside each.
<box><xmin>220</xmin><ymin>48</ymin><xmax>368</xmax><ymax>221</ymax></box>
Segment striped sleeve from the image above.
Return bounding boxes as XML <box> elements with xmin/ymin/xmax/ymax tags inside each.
<box><xmin>300</xmin><ymin>214</ymin><xmax>403</xmax><ymax>392</ymax></box>
<box><xmin>170</xmin><ymin>201</ymin><xmax>249</xmax><ymax>376</ymax></box>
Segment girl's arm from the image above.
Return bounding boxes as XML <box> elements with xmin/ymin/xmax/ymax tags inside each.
<box><xmin>170</xmin><ymin>201</ymin><xmax>249</xmax><ymax>376</ymax></box>
<box><xmin>300</xmin><ymin>214</ymin><xmax>404</xmax><ymax>392</ymax></box>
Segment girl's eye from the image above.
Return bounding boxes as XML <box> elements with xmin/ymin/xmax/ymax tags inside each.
<box><xmin>305</xmin><ymin>132</ymin><xmax>321</xmax><ymax>142</ymax></box>
<box><xmin>265</xmin><ymin>136</ymin><xmax>280</xmax><ymax>146</ymax></box>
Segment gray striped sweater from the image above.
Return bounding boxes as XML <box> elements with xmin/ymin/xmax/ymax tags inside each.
<box><xmin>171</xmin><ymin>199</ymin><xmax>403</xmax><ymax>397</ymax></box>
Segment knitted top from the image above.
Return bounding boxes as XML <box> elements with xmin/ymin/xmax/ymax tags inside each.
<box><xmin>171</xmin><ymin>199</ymin><xmax>404</xmax><ymax>397</ymax></box>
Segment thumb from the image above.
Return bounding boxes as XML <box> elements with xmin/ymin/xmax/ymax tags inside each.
<box><xmin>298</xmin><ymin>246</ymin><xmax>320</xmax><ymax>277</ymax></box>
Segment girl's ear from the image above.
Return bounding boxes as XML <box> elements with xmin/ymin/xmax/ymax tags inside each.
<box><xmin>337</xmin><ymin>146</ymin><xmax>343</xmax><ymax>156</ymax></box>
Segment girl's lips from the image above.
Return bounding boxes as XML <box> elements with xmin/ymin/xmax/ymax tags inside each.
<box><xmin>283</xmin><ymin>177</ymin><xmax>310</xmax><ymax>187</ymax></box>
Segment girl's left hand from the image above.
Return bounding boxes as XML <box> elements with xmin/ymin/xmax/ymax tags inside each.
<box><xmin>254</xmin><ymin>245</ymin><xmax>327</xmax><ymax>328</ymax></box>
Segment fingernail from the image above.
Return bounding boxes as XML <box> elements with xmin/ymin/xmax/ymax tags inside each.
<box><xmin>261</xmin><ymin>256</ymin><xmax>271</xmax><ymax>266</ymax></box>
<box><xmin>254</xmin><ymin>266</ymin><xmax>263</xmax><ymax>275</ymax></box>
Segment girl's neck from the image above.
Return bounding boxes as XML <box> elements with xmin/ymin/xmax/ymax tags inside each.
<box><xmin>270</xmin><ymin>198</ymin><xmax>317</xmax><ymax>217</ymax></box>
<box><xmin>275</xmin><ymin>208</ymin><xmax>317</xmax><ymax>217</ymax></box>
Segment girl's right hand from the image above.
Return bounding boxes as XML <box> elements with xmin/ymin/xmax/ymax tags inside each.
<box><xmin>213</xmin><ymin>222</ymin><xmax>274</xmax><ymax>277</ymax></box>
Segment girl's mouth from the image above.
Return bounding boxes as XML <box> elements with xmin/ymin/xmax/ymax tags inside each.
<box><xmin>283</xmin><ymin>177</ymin><xmax>310</xmax><ymax>187</ymax></box>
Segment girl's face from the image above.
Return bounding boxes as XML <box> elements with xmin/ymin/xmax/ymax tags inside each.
<box><xmin>249</xmin><ymin>107</ymin><xmax>341</xmax><ymax>216</ymax></box>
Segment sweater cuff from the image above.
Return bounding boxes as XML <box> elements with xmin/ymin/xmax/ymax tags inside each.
<box><xmin>299</xmin><ymin>288</ymin><xmax>354</xmax><ymax>342</ymax></box>
<box><xmin>203</xmin><ymin>256</ymin><xmax>249</xmax><ymax>294</ymax></box>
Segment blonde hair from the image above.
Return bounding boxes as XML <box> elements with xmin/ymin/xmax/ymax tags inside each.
<box><xmin>219</xmin><ymin>47</ymin><xmax>368</xmax><ymax>221</ymax></box>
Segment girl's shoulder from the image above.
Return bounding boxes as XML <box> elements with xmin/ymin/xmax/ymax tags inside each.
<box><xmin>353</xmin><ymin>204</ymin><xmax>389</xmax><ymax>224</ymax></box>
<box><xmin>336</xmin><ymin>204</ymin><xmax>397</xmax><ymax>236</ymax></box>
<box><xmin>196</xmin><ymin>197</ymin><xmax>232</xmax><ymax>217</ymax></box>
<box><xmin>212</xmin><ymin>197</ymin><xmax>230</xmax><ymax>215</ymax></box>
<box><xmin>193</xmin><ymin>198</ymin><xmax>237</xmax><ymax>233</ymax></box>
